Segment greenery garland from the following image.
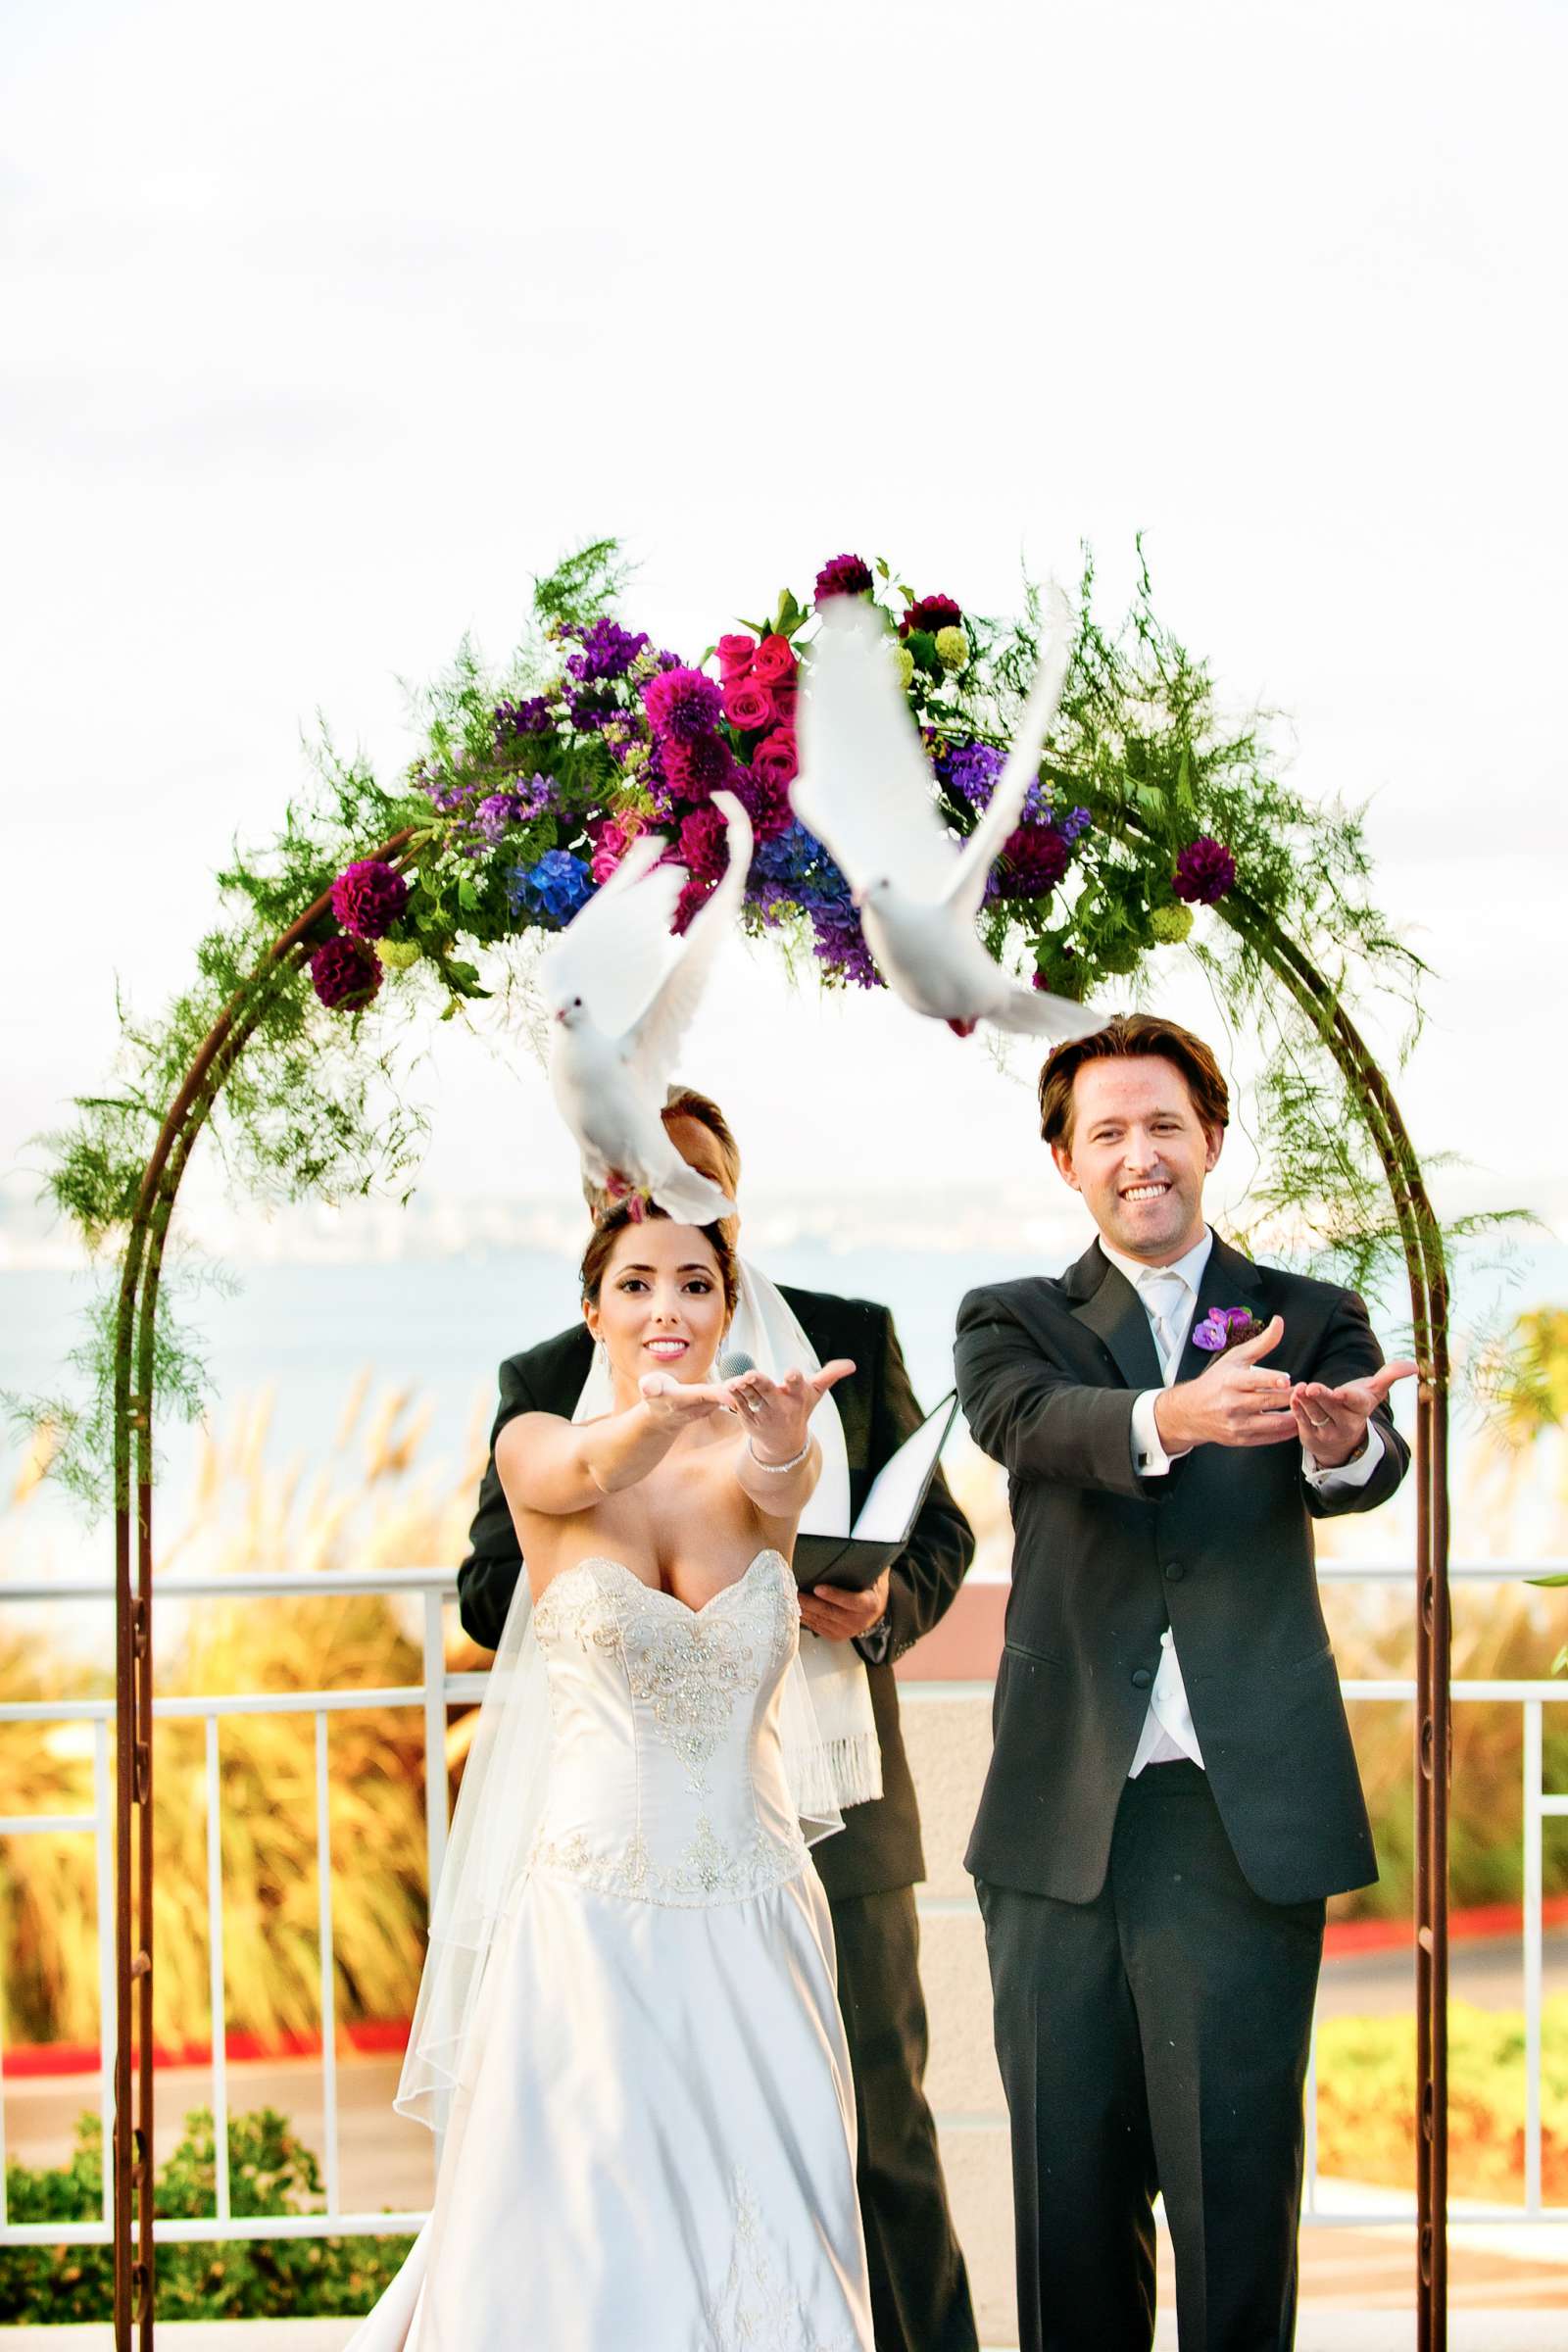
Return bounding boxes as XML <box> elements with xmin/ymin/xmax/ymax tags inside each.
<box><xmin>12</xmin><ymin>539</ymin><xmax>1502</xmax><ymax>1508</ymax></box>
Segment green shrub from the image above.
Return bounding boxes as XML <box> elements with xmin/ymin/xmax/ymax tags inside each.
<box><xmin>0</xmin><ymin>2107</ymin><xmax>413</xmax><ymax>2323</ymax></box>
<box><xmin>1317</xmin><ymin>1995</ymin><xmax>1568</xmax><ymax>2202</ymax></box>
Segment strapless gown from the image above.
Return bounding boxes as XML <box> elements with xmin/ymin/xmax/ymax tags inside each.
<box><xmin>348</xmin><ymin>1547</ymin><xmax>873</xmax><ymax>2351</ymax></box>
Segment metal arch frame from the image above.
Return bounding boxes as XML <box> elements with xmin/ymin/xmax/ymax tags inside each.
<box><xmin>104</xmin><ymin>849</ymin><xmax>1452</xmax><ymax>2349</ymax></box>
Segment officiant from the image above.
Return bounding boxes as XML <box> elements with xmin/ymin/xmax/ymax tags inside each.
<box><xmin>457</xmin><ymin>1083</ymin><xmax>980</xmax><ymax>2352</ymax></box>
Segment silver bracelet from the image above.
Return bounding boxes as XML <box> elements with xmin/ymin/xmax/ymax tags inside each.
<box><xmin>747</xmin><ymin>1436</ymin><xmax>810</xmax><ymax>1474</ymax></box>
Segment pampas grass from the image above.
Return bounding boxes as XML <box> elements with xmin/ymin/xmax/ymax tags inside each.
<box><xmin>1</xmin><ymin>1380</ymin><xmax>489</xmax><ymax>2048</ymax></box>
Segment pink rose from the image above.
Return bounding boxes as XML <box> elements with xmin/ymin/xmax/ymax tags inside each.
<box><xmin>590</xmin><ymin>815</ymin><xmax>643</xmax><ymax>886</ymax></box>
<box><xmin>751</xmin><ymin>633</ymin><xmax>797</xmax><ymax>686</ymax></box>
<box><xmin>723</xmin><ymin>677</ymin><xmax>775</xmax><ymax>731</ymax></box>
<box><xmin>751</xmin><ymin>727</ymin><xmax>799</xmax><ymax>791</ymax></box>
<box><xmin>716</xmin><ymin>633</ymin><xmax>757</xmax><ymax>681</ymax></box>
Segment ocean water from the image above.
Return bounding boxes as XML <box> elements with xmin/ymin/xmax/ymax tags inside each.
<box><xmin>3</xmin><ymin>1235</ymin><xmax>1563</xmax><ymax>1588</ymax></box>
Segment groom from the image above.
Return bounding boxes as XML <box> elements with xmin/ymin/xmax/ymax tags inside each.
<box><xmin>955</xmin><ymin>1013</ymin><xmax>1413</xmax><ymax>2352</ymax></box>
<box><xmin>458</xmin><ymin>1085</ymin><xmax>979</xmax><ymax>2352</ymax></box>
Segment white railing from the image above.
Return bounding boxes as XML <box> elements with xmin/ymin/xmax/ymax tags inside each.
<box><xmin>1</xmin><ymin>1561</ymin><xmax>1565</xmax><ymax>2247</ymax></box>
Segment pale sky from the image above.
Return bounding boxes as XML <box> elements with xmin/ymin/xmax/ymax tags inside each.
<box><xmin>3</xmin><ymin>0</ymin><xmax>1564</xmax><ymax>1261</ymax></box>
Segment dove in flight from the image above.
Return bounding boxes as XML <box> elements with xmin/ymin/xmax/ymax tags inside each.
<box><xmin>542</xmin><ymin>790</ymin><xmax>754</xmax><ymax>1224</ymax></box>
<box><xmin>794</xmin><ymin>590</ymin><xmax>1101</xmax><ymax>1041</ymax></box>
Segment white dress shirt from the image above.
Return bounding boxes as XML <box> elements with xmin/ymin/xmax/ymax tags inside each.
<box><xmin>1097</xmin><ymin>1229</ymin><xmax>1386</xmax><ymax>1779</ymax></box>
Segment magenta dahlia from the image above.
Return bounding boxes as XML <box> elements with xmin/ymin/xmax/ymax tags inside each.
<box><xmin>1172</xmin><ymin>836</ymin><xmax>1237</xmax><ymax>905</ymax></box>
<box><xmin>329</xmin><ymin>858</ymin><xmax>409</xmax><ymax>941</ymax></box>
<box><xmin>642</xmin><ymin>665</ymin><xmax>724</xmax><ymax>741</ymax></box>
<box><xmin>901</xmin><ymin>592</ymin><xmax>962</xmax><ymax>638</ymax></box>
<box><xmin>814</xmin><ymin>553</ymin><xmax>874</xmax><ymax>601</ymax></box>
<box><xmin>678</xmin><ymin>804</ymin><xmax>729</xmax><ymax>883</ymax></box>
<box><xmin>733</xmin><ymin>763</ymin><xmax>794</xmax><ymax>841</ymax></box>
<box><xmin>662</xmin><ymin>732</ymin><xmax>737</xmax><ymax>801</ymax></box>
<box><xmin>310</xmin><ymin>934</ymin><xmax>382</xmax><ymax>1011</ymax></box>
<box><xmin>996</xmin><ymin>822</ymin><xmax>1071</xmax><ymax>898</ymax></box>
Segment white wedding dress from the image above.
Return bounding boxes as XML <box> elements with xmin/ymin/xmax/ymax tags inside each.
<box><xmin>349</xmin><ymin>1547</ymin><xmax>873</xmax><ymax>2352</ymax></box>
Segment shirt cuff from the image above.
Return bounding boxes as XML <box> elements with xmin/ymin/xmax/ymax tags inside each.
<box><xmin>1302</xmin><ymin>1421</ymin><xmax>1385</xmax><ymax>1490</ymax></box>
<box><xmin>855</xmin><ymin>1610</ymin><xmax>894</xmax><ymax>1668</ymax></box>
<box><xmin>1131</xmin><ymin>1389</ymin><xmax>1188</xmax><ymax>1477</ymax></box>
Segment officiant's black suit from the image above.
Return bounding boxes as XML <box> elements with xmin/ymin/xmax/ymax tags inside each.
<box><xmin>458</xmin><ymin>1283</ymin><xmax>979</xmax><ymax>2352</ymax></box>
<box><xmin>956</xmin><ymin>1235</ymin><xmax>1408</xmax><ymax>2352</ymax></box>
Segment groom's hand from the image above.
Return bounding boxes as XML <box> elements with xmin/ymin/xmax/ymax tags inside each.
<box><xmin>1289</xmin><ymin>1360</ymin><xmax>1417</xmax><ymax>1468</ymax></box>
<box><xmin>799</xmin><ymin>1566</ymin><xmax>891</xmax><ymax>1642</ymax></box>
<box><xmin>1152</xmin><ymin>1315</ymin><xmax>1298</xmax><ymax>1452</ymax></box>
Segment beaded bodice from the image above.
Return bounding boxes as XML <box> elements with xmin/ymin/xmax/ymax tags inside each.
<box><xmin>528</xmin><ymin>1549</ymin><xmax>809</xmax><ymax>1908</ymax></box>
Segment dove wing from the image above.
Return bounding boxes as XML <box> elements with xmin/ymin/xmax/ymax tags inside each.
<box><xmin>537</xmin><ymin>832</ymin><xmax>682</xmax><ymax>1034</ymax></box>
<box><xmin>944</xmin><ymin>585</ymin><xmax>1075</xmax><ymax>920</ymax></box>
<box><xmin>793</xmin><ymin>597</ymin><xmax>957</xmax><ymax>904</ymax></box>
<box><xmin>985</xmin><ymin>979</ymin><xmax>1106</xmax><ymax>1041</ymax></box>
<box><xmin>625</xmin><ymin>791</ymin><xmax>755</xmax><ymax>1085</ymax></box>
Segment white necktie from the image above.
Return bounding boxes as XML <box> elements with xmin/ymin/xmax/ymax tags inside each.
<box><xmin>1139</xmin><ymin>1271</ymin><xmax>1189</xmax><ymax>1377</ymax></box>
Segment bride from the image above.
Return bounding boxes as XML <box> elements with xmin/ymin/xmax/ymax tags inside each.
<box><xmin>349</xmin><ymin>1200</ymin><xmax>875</xmax><ymax>2351</ymax></box>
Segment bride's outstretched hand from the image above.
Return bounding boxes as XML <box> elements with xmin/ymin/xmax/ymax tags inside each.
<box><xmin>725</xmin><ymin>1360</ymin><xmax>856</xmax><ymax>1466</ymax></box>
<box><xmin>637</xmin><ymin>1370</ymin><xmax>734</xmax><ymax>1430</ymax></box>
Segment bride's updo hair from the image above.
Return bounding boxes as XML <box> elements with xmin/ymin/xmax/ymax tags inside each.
<box><xmin>579</xmin><ymin>1200</ymin><xmax>740</xmax><ymax>1315</ymax></box>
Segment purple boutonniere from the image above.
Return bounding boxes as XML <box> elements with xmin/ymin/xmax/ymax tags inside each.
<box><xmin>1192</xmin><ymin>1305</ymin><xmax>1265</xmax><ymax>1356</ymax></box>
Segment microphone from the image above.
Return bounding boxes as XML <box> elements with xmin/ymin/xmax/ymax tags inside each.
<box><xmin>716</xmin><ymin>1348</ymin><xmax>756</xmax><ymax>1383</ymax></box>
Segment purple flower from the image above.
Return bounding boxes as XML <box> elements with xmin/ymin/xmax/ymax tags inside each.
<box><xmin>310</xmin><ymin>934</ymin><xmax>381</xmax><ymax>1011</ymax></box>
<box><xmin>809</xmin><ymin>900</ymin><xmax>882</xmax><ymax>988</ymax></box>
<box><xmin>474</xmin><ymin>785</ymin><xmax>554</xmax><ymax>843</ymax></box>
<box><xmin>329</xmin><ymin>859</ymin><xmax>409</xmax><ymax>941</ymax></box>
<box><xmin>507</xmin><ymin>848</ymin><xmax>593</xmax><ymax>926</ymax></box>
<box><xmin>643</xmin><ymin>666</ymin><xmax>724</xmax><ymax>742</ymax></box>
<box><xmin>937</xmin><ymin>739</ymin><xmax>1007</xmax><ymax>809</ymax></box>
<box><xmin>494</xmin><ymin>696</ymin><xmax>553</xmax><ymax>742</ymax></box>
<box><xmin>1191</xmin><ymin>1305</ymin><xmax>1264</xmax><ymax>1355</ymax></box>
<box><xmin>1173</xmin><ymin>836</ymin><xmax>1237</xmax><ymax>905</ymax></box>
<box><xmin>564</xmin><ymin>678</ymin><xmax>622</xmax><ymax>732</ymax></box>
<box><xmin>1059</xmin><ymin>806</ymin><xmax>1092</xmax><ymax>844</ymax></box>
<box><xmin>565</xmin><ymin>616</ymin><xmax>650</xmax><ymax>682</ymax></box>
<box><xmin>731</xmin><ymin>760</ymin><xmax>794</xmax><ymax>841</ymax></box>
<box><xmin>814</xmin><ymin>553</ymin><xmax>874</xmax><ymax>601</ymax></box>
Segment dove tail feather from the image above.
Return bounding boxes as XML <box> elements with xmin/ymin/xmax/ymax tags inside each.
<box><xmin>649</xmin><ymin>1169</ymin><xmax>737</xmax><ymax>1226</ymax></box>
<box><xmin>988</xmin><ymin>987</ymin><xmax>1107</xmax><ymax>1042</ymax></box>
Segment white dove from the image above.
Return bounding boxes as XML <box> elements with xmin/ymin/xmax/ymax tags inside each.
<box><xmin>541</xmin><ymin>789</ymin><xmax>754</xmax><ymax>1224</ymax></box>
<box><xmin>793</xmin><ymin>590</ymin><xmax>1101</xmax><ymax>1041</ymax></box>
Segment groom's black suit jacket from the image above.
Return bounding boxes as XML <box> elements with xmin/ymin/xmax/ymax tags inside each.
<box><xmin>457</xmin><ymin>1284</ymin><xmax>975</xmax><ymax>1902</ymax></box>
<box><xmin>955</xmin><ymin>1235</ymin><xmax>1409</xmax><ymax>1908</ymax></box>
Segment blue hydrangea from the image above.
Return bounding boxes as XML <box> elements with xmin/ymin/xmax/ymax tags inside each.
<box><xmin>750</xmin><ymin>820</ymin><xmax>852</xmax><ymax>915</ymax></box>
<box><xmin>508</xmin><ymin>849</ymin><xmax>593</xmax><ymax>925</ymax></box>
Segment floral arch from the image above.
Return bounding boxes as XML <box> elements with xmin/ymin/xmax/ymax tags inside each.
<box><xmin>25</xmin><ymin>540</ymin><xmax>1457</xmax><ymax>2344</ymax></box>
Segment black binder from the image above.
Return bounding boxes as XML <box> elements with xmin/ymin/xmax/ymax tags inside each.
<box><xmin>791</xmin><ymin>1392</ymin><xmax>960</xmax><ymax>1592</ymax></box>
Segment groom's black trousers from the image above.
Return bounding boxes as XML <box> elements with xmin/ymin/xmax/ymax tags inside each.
<box><xmin>832</xmin><ymin>1886</ymin><xmax>978</xmax><ymax>2352</ymax></box>
<box><xmin>978</xmin><ymin>1764</ymin><xmax>1324</xmax><ymax>2352</ymax></box>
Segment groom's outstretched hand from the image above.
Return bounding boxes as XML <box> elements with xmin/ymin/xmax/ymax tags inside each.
<box><xmin>1288</xmin><ymin>1359</ymin><xmax>1417</xmax><ymax>1468</ymax></box>
<box><xmin>1152</xmin><ymin>1315</ymin><xmax>1298</xmax><ymax>1453</ymax></box>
